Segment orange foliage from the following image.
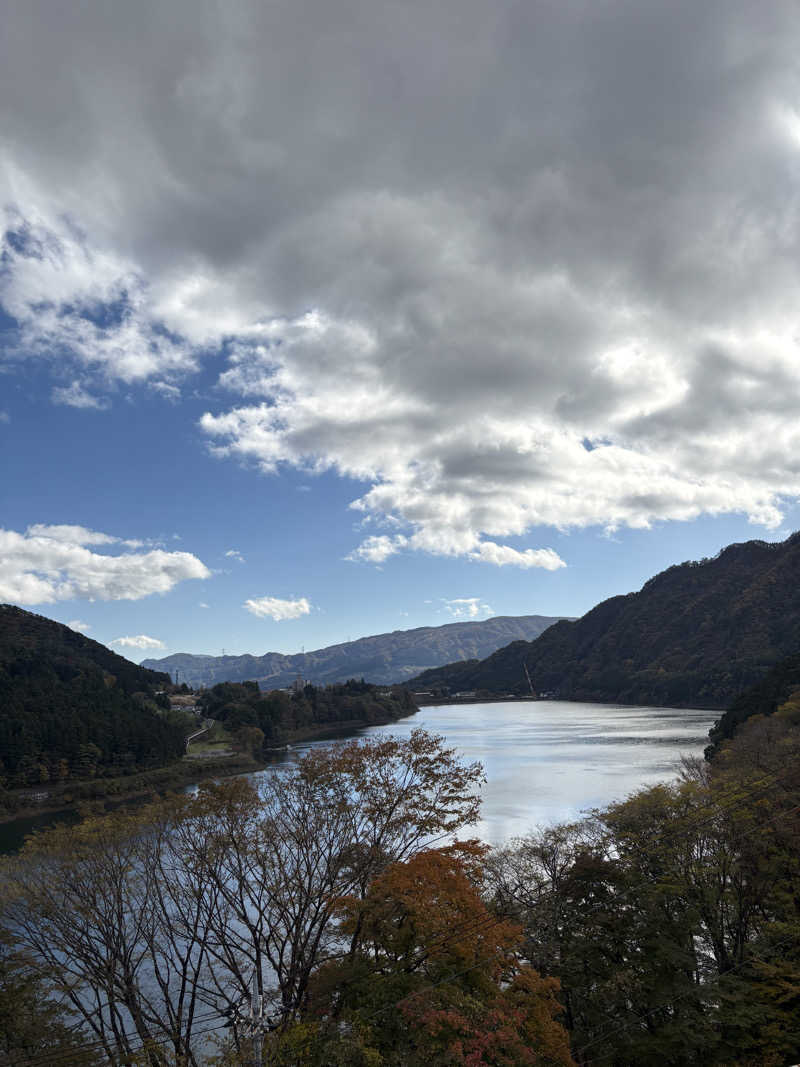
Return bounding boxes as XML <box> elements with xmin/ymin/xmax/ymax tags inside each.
<box><xmin>330</xmin><ymin>845</ymin><xmax>575</xmax><ymax>1065</ymax></box>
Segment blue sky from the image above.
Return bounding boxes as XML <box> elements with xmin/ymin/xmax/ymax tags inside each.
<box><xmin>2</xmin><ymin>2</ymin><xmax>800</xmax><ymax>661</ymax></box>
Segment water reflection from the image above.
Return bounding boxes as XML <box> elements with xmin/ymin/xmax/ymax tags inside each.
<box><xmin>0</xmin><ymin>701</ymin><xmax>715</xmax><ymax>855</ymax></box>
<box><xmin>279</xmin><ymin>700</ymin><xmax>714</xmax><ymax>844</ymax></box>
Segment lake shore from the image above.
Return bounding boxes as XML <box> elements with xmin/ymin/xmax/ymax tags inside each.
<box><xmin>0</xmin><ymin>707</ymin><xmax>416</xmax><ymax>830</ymax></box>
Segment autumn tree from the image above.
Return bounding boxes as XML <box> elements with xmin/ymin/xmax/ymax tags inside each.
<box><xmin>0</xmin><ymin>729</ymin><xmax>484</xmax><ymax>1065</ymax></box>
<box><xmin>285</xmin><ymin>843</ymin><xmax>575</xmax><ymax>1065</ymax></box>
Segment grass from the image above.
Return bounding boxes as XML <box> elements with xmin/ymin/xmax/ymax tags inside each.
<box><xmin>185</xmin><ymin>719</ymin><xmax>236</xmax><ymax>756</ymax></box>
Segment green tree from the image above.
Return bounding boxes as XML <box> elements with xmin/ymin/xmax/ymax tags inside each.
<box><xmin>0</xmin><ymin>938</ymin><xmax>102</xmax><ymax>1066</ymax></box>
<box><xmin>289</xmin><ymin>844</ymin><xmax>574</xmax><ymax>1065</ymax></box>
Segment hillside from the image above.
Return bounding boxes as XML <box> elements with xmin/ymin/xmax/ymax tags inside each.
<box><xmin>706</xmin><ymin>649</ymin><xmax>800</xmax><ymax>757</ymax></box>
<box><xmin>410</xmin><ymin>533</ymin><xmax>800</xmax><ymax>709</ymax></box>
<box><xmin>0</xmin><ymin>604</ymin><xmax>181</xmax><ymax>785</ymax></box>
<box><xmin>142</xmin><ymin>614</ymin><xmax>568</xmax><ymax>687</ymax></box>
<box><xmin>198</xmin><ymin>678</ymin><xmax>416</xmax><ymax>746</ymax></box>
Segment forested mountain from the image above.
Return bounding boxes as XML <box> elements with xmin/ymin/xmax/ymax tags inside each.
<box><xmin>142</xmin><ymin>614</ymin><xmax>568</xmax><ymax>687</ymax></box>
<box><xmin>706</xmin><ymin>649</ymin><xmax>800</xmax><ymax>757</ymax></box>
<box><xmin>411</xmin><ymin>533</ymin><xmax>800</xmax><ymax>709</ymax></box>
<box><xmin>0</xmin><ymin>604</ymin><xmax>181</xmax><ymax>785</ymax></box>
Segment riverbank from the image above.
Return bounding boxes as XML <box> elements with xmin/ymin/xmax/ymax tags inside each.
<box><xmin>414</xmin><ymin>694</ymin><xmax>540</xmax><ymax>706</ymax></box>
<box><xmin>285</xmin><ymin>711</ymin><xmax>411</xmax><ymax>744</ymax></box>
<box><xmin>0</xmin><ymin>753</ymin><xmax>261</xmax><ymax>826</ymax></box>
<box><xmin>0</xmin><ymin>707</ymin><xmax>418</xmax><ymax>831</ymax></box>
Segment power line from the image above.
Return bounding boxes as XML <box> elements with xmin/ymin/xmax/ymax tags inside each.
<box><xmin>348</xmin><ymin>778</ymin><xmax>800</xmax><ymax>1037</ymax></box>
<box><xmin>578</xmin><ymin>918</ymin><xmax>800</xmax><ymax>1064</ymax></box>
<box><xmin>16</xmin><ymin>763</ymin><xmax>800</xmax><ymax>1066</ymax></box>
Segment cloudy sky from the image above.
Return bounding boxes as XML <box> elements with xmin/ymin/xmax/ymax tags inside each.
<box><xmin>2</xmin><ymin>0</ymin><xmax>800</xmax><ymax>661</ymax></box>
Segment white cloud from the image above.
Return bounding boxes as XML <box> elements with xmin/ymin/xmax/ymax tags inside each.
<box><xmin>443</xmin><ymin>597</ymin><xmax>495</xmax><ymax>620</ymax></box>
<box><xmin>4</xmin><ymin>1</ymin><xmax>800</xmax><ymax>557</ymax></box>
<box><xmin>471</xmin><ymin>543</ymin><xmax>566</xmax><ymax>571</ymax></box>
<box><xmin>225</xmin><ymin>549</ymin><xmax>245</xmax><ymax>563</ymax></box>
<box><xmin>1</xmin><ymin>207</ymin><xmax>200</xmax><ymax>389</ymax></box>
<box><xmin>109</xmin><ymin>634</ymin><xmax>166</xmax><ymax>651</ymax></box>
<box><xmin>346</xmin><ymin>535</ymin><xmax>407</xmax><ymax>564</ymax></box>
<box><xmin>51</xmin><ymin>381</ymin><xmax>109</xmax><ymax>409</ymax></box>
<box><xmin>0</xmin><ymin>524</ymin><xmax>211</xmax><ymax>604</ymax></box>
<box><xmin>150</xmin><ymin>380</ymin><xmax>182</xmax><ymax>402</ymax></box>
<box><xmin>0</xmin><ymin>411</ymin><xmax>9</xmax><ymax>423</ymax></box>
<box><xmin>198</xmin><ymin>601</ymin><xmax>210</xmax><ymax>608</ymax></box>
<box><xmin>243</xmin><ymin>595</ymin><xmax>311</xmax><ymax>621</ymax></box>
<box><xmin>26</xmin><ymin>523</ymin><xmax>118</xmax><ymax>546</ymax></box>
<box><xmin>67</xmin><ymin>618</ymin><xmax>91</xmax><ymax>633</ymax></box>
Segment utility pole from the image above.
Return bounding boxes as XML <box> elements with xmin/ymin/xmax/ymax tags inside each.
<box><xmin>248</xmin><ymin>968</ymin><xmax>263</xmax><ymax>1067</ymax></box>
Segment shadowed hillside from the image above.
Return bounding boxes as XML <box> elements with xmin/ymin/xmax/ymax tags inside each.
<box><xmin>706</xmin><ymin>649</ymin><xmax>800</xmax><ymax>757</ymax></box>
<box><xmin>0</xmin><ymin>604</ymin><xmax>180</xmax><ymax>784</ymax></box>
<box><xmin>411</xmin><ymin>533</ymin><xmax>800</xmax><ymax>709</ymax></box>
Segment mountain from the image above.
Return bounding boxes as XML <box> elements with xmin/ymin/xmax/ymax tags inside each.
<box><xmin>706</xmin><ymin>649</ymin><xmax>800</xmax><ymax>758</ymax></box>
<box><xmin>410</xmin><ymin>533</ymin><xmax>800</xmax><ymax>710</ymax></box>
<box><xmin>142</xmin><ymin>615</ymin><xmax>569</xmax><ymax>688</ymax></box>
<box><xmin>0</xmin><ymin>604</ymin><xmax>181</xmax><ymax>782</ymax></box>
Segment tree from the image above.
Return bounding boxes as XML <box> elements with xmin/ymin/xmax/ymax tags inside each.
<box><xmin>231</xmin><ymin>725</ymin><xmax>264</xmax><ymax>757</ymax></box>
<box><xmin>192</xmin><ymin>729</ymin><xmax>485</xmax><ymax>1032</ymax></box>
<box><xmin>485</xmin><ymin>714</ymin><xmax>800</xmax><ymax>1066</ymax></box>
<box><xmin>0</xmin><ymin>729</ymin><xmax>484</xmax><ymax>1065</ymax></box>
<box><xmin>0</xmin><ymin>937</ymin><xmax>101</xmax><ymax>1066</ymax></box>
<box><xmin>288</xmin><ymin>844</ymin><xmax>574</xmax><ymax>1065</ymax></box>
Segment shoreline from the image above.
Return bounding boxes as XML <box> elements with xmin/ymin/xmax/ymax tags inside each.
<box><xmin>0</xmin><ymin>709</ymin><xmax>416</xmax><ymax>830</ymax></box>
<box><xmin>415</xmin><ymin>694</ymin><xmax>724</xmax><ymax>711</ymax></box>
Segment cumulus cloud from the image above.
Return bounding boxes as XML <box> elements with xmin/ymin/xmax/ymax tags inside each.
<box><xmin>243</xmin><ymin>595</ymin><xmax>311</xmax><ymax>621</ymax></box>
<box><xmin>225</xmin><ymin>549</ymin><xmax>245</xmax><ymax>563</ymax></box>
<box><xmin>110</xmin><ymin>634</ymin><xmax>166</xmax><ymax>651</ymax></box>
<box><xmin>0</xmin><ymin>524</ymin><xmax>211</xmax><ymax>604</ymax></box>
<box><xmin>471</xmin><ymin>543</ymin><xmax>566</xmax><ymax>571</ymax></box>
<box><xmin>4</xmin><ymin>1</ymin><xmax>800</xmax><ymax>559</ymax></box>
<box><xmin>1</xmin><ymin>208</ymin><xmax>201</xmax><ymax>388</ymax></box>
<box><xmin>443</xmin><ymin>597</ymin><xmax>495</xmax><ymax>620</ymax></box>
<box><xmin>346</xmin><ymin>535</ymin><xmax>408</xmax><ymax>565</ymax></box>
<box><xmin>26</xmin><ymin>523</ymin><xmax>116</xmax><ymax>546</ymax></box>
<box><xmin>67</xmin><ymin>618</ymin><xmax>91</xmax><ymax>633</ymax></box>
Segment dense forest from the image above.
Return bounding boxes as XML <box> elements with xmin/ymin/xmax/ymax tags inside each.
<box><xmin>411</xmin><ymin>533</ymin><xmax>800</xmax><ymax>708</ymax></box>
<box><xmin>706</xmin><ymin>647</ymin><xmax>800</xmax><ymax>757</ymax></box>
<box><xmin>0</xmin><ymin>605</ymin><xmax>183</xmax><ymax>788</ymax></box>
<box><xmin>198</xmin><ymin>677</ymin><xmax>417</xmax><ymax>748</ymax></box>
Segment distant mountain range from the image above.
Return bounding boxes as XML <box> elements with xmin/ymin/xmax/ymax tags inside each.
<box><xmin>142</xmin><ymin>615</ymin><xmax>569</xmax><ymax>687</ymax></box>
<box><xmin>410</xmin><ymin>533</ymin><xmax>800</xmax><ymax>710</ymax></box>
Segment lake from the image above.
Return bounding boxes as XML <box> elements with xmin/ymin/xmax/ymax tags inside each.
<box><xmin>0</xmin><ymin>700</ymin><xmax>715</xmax><ymax>854</ymax></box>
<box><xmin>280</xmin><ymin>700</ymin><xmax>715</xmax><ymax>843</ymax></box>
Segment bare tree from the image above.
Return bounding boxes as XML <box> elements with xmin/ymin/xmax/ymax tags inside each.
<box><xmin>0</xmin><ymin>729</ymin><xmax>484</xmax><ymax>1062</ymax></box>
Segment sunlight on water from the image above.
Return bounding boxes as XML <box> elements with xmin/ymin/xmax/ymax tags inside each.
<box><xmin>286</xmin><ymin>701</ymin><xmax>715</xmax><ymax>844</ymax></box>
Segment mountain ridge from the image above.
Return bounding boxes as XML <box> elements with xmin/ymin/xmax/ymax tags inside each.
<box><xmin>409</xmin><ymin>534</ymin><xmax>800</xmax><ymax>709</ymax></box>
<box><xmin>142</xmin><ymin>614</ymin><xmax>570</xmax><ymax>687</ymax></box>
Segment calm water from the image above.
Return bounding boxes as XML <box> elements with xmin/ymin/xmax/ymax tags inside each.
<box><xmin>0</xmin><ymin>701</ymin><xmax>715</xmax><ymax>853</ymax></box>
<box><xmin>281</xmin><ymin>700</ymin><xmax>715</xmax><ymax>843</ymax></box>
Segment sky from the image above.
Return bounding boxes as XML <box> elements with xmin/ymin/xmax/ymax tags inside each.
<box><xmin>2</xmin><ymin>1</ymin><xmax>800</xmax><ymax>662</ymax></box>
